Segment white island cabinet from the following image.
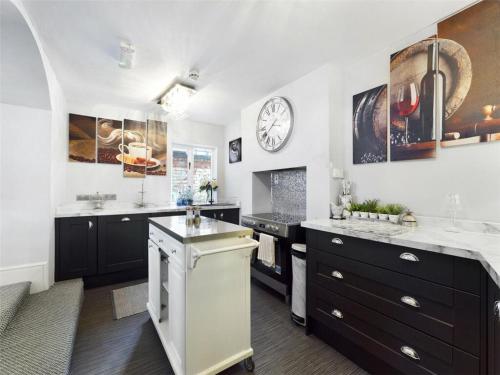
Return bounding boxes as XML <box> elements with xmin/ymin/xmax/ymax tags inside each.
<box><xmin>147</xmin><ymin>216</ymin><xmax>258</xmax><ymax>375</ymax></box>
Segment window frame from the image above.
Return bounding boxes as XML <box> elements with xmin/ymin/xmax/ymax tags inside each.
<box><xmin>171</xmin><ymin>142</ymin><xmax>217</xmax><ymax>202</ymax></box>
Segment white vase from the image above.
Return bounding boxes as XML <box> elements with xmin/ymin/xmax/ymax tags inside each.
<box><xmin>378</xmin><ymin>213</ymin><xmax>388</xmax><ymax>221</ymax></box>
<box><xmin>389</xmin><ymin>214</ymin><xmax>400</xmax><ymax>224</ymax></box>
<box><xmin>360</xmin><ymin>212</ymin><xmax>369</xmax><ymax>219</ymax></box>
<box><xmin>369</xmin><ymin>212</ymin><xmax>378</xmax><ymax>219</ymax></box>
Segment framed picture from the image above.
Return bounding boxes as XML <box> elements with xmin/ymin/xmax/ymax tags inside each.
<box><xmin>389</xmin><ymin>37</ymin><xmax>437</xmax><ymax>161</ymax></box>
<box><xmin>68</xmin><ymin>113</ymin><xmax>96</xmax><ymax>163</ymax></box>
<box><xmin>353</xmin><ymin>84</ymin><xmax>387</xmax><ymax>164</ymax></box>
<box><xmin>229</xmin><ymin>137</ymin><xmax>242</xmax><ymax>163</ymax></box>
<box><xmin>97</xmin><ymin>118</ymin><xmax>122</xmax><ymax>164</ymax></box>
<box><xmin>438</xmin><ymin>1</ymin><xmax>500</xmax><ymax>147</ymax></box>
<box><xmin>122</xmin><ymin>119</ymin><xmax>147</xmax><ymax>178</ymax></box>
<box><xmin>146</xmin><ymin>120</ymin><xmax>168</xmax><ymax>176</ymax></box>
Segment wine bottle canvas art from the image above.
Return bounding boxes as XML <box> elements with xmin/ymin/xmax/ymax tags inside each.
<box><xmin>352</xmin><ymin>84</ymin><xmax>387</xmax><ymax>164</ymax></box>
<box><xmin>389</xmin><ymin>37</ymin><xmax>438</xmax><ymax>161</ymax></box>
<box><xmin>438</xmin><ymin>1</ymin><xmax>500</xmax><ymax>147</ymax></box>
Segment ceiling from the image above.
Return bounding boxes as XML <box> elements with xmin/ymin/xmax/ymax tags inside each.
<box><xmin>0</xmin><ymin>1</ymin><xmax>50</xmax><ymax>110</ymax></box>
<box><xmin>21</xmin><ymin>0</ymin><xmax>473</xmax><ymax>125</ymax></box>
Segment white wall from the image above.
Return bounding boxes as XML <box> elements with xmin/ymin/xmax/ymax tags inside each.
<box><xmin>336</xmin><ymin>24</ymin><xmax>500</xmax><ymax>222</ymax></box>
<box><xmin>225</xmin><ymin>65</ymin><xmax>332</xmax><ymax>219</ymax></box>
<box><xmin>0</xmin><ymin>103</ymin><xmax>52</xmax><ymax>291</ymax></box>
<box><xmin>63</xmin><ymin>102</ymin><xmax>226</xmax><ymax>205</ymax></box>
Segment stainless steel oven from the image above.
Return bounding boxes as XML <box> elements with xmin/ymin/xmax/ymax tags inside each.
<box><xmin>242</xmin><ymin>213</ymin><xmax>305</xmax><ymax>304</ymax></box>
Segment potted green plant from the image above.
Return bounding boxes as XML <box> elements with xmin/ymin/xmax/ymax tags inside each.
<box><xmin>350</xmin><ymin>202</ymin><xmax>361</xmax><ymax>218</ymax></box>
<box><xmin>386</xmin><ymin>204</ymin><xmax>405</xmax><ymax>224</ymax></box>
<box><xmin>359</xmin><ymin>202</ymin><xmax>369</xmax><ymax>219</ymax></box>
<box><xmin>364</xmin><ymin>199</ymin><xmax>379</xmax><ymax>219</ymax></box>
<box><xmin>377</xmin><ymin>205</ymin><xmax>389</xmax><ymax>221</ymax></box>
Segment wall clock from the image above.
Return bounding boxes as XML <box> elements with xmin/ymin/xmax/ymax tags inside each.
<box><xmin>256</xmin><ymin>96</ymin><xmax>293</xmax><ymax>152</ymax></box>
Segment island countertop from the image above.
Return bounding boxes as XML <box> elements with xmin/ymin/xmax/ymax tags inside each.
<box><xmin>301</xmin><ymin>218</ymin><xmax>500</xmax><ymax>288</ymax></box>
<box><xmin>149</xmin><ymin>215</ymin><xmax>253</xmax><ymax>244</ymax></box>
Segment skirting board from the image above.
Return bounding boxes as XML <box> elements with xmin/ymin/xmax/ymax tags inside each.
<box><xmin>0</xmin><ymin>262</ymin><xmax>49</xmax><ymax>293</ymax></box>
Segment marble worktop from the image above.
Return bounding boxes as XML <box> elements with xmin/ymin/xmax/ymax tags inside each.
<box><xmin>301</xmin><ymin>217</ymin><xmax>500</xmax><ymax>288</ymax></box>
<box><xmin>55</xmin><ymin>202</ymin><xmax>239</xmax><ymax>218</ymax></box>
<box><xmin>149</xmin><ymin>215</ymin><xmax>252</xmax><ymax>244</ymax></box>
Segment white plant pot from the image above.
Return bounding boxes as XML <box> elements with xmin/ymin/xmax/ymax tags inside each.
<box><xmin>360</xmin><ymin>212</ymin><xmax>369</xmax><ymax>219</ymax></box>
<box><xmin>378</xmin><ymin>213</ymin><xmax>388</xmax><ymax>221</ymax></box>
<box><xmin>343</xmin><ymin>209</ymin><xmax>351</xmax><ymax>218</ymax></box>
<box><xmin>352</xmin><ymin>211</ymin><xmax>360</xmax><ymax>218</ymax></box>
<box><xmin>389</xmin><ymin>214</ymin><xmax>400</xmax><ymax>224</ymax></box>
<box><xmin>369</xmin><ymin>212</ymin><xmax>378</xmax><ymax>219</ymax></box>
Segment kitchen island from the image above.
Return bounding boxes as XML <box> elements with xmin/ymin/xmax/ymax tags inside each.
<box><xmin>147</xmin><ymin>216</ymin><xmax>258</xmax><ymax>375</ymax></box>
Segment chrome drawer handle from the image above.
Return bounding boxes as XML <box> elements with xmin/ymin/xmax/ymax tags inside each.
<box><xmin>148</xmin><ymin>244</ymin><xmax>153</xmax><ymax>249</ymax></box>
<box><xmin>401</xmin><ymin>296</ymin><xmax>420</xmax><ymax>308</ymax></box>
<box><xmin>331</xmin><ymin>270</ymin><xmax>344</xmax><ymax>279</ymax></box>
<box><xmin>220</xmin><ymin>212</ymin><xmax>224</xmax><ymax>217</ymax></box>
<box><xmin>331</xmin><ymin>238</ymin><xmax>343</xmax><ymax>245</ymax></box>
<box><xmin>149</xmin><ymin>232</ymin><xmax>154</xmax><ymax>236</ymax></box>
<box><xmin>88</xmin><ymin>221</ymin><xmax>93</xmax><ymax>230</ymax></box>
<box><xmin>121</xmin><ymin>217</ymin><xmax>131</xmax><ymax>222</ymax></box>
<box><xmin>171</xmin><ymin>249</ymin><xmax>176</xmax><ymax>254</ymax></box>
<box><xmin>399</xmin><ymin>252</ymin><xmax>419</xmax><ymax>262</ymax></box>
<box><xmin>495</xmin><ymin>301</ymin><xmax>500</xmax><ymax>321</ymax></box>
<box><xmin>331</xmin><ymin>309</ymin><xmax>343</xmax><ymax>319</ymax></box>
<box><xmin>401</xmin><ymin>345</ymin><xmax>420</xmax><ymax>361</ymax></box>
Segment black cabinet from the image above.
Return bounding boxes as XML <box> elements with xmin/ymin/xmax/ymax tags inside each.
<box><xmin>97</xmin><ymin>214</ymin><xmax>148</xmax><ymax>274</ymax></box>
<box><xmin>488</xmin><ymin>275</ymin><xmax>500</xmax><ymax>375</ymax></box>
<box><xmin>56</xmin><ymin>216</ymin><xmax>97</xmax><ymax>281</ymax></box>
<box><xmin>201</xmin><ymin>208</ymin><xmax>239</xmax><ymax>224</ymax></box>
<box><xmin>306</xmin><ymin>229</ymin><xmax>488</xmax><ymax>375</ymax></box>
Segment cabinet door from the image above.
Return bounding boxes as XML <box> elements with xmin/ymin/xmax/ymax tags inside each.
<box><xmin>488</xmin><ymin>276</ymin><xmax>500</xmax><ymax>375</ymax></box>
<box><xmin>218</xmin><ymin>209</ymin><xmax>239</xmax><ymax>224</ymax></box>
<box><xmin>56</xmin><ymin>217</ymin><xmax>97</xmax><ymax>281</ymax></box>
<box><xmin>201</xmin><ymin>209</ymin><xmax>219</xmax><ymax>220</ymax></box>
<box><xmin>148</xmin><ymin>240</ymin><xmax>161</xmax><ymax>321</ymax></box>
<box><xmin>98</xmin><ymin>214</ymin><xmax>148</xmax><ymax>274</ymax></box>
<box><xmin>169</xmin><ymin>261</ymin><xmax>185</xmax><ymax>370</ymax></box>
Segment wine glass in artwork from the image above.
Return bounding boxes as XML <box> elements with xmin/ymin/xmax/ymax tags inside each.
<box><xmin>396</xmin><ymin>82</ymin><xmax>420</xmax><ymax>144</ymax></box>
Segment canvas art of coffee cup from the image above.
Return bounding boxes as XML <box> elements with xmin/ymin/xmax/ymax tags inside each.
<box><xmin>119</xmin><ymin>142</ymin><xmax>152</xmax><ymax>160</ymax></box>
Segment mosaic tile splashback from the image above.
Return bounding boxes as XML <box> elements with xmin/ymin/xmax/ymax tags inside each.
<box><xmin>270</xmin><ymin>168</ymin><xmax>306</xmax><ymax>219</ymax></box>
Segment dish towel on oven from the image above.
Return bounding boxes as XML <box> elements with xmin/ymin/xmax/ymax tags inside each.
<box><xmin>257</xmin><ymin>233</ymin><xmax>275</xmax><ymax>268</ymax></box>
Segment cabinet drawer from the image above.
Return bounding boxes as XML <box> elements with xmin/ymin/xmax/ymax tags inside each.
<box><xmin>307</xmin><ymin>230</ymin><xmax>480</xmax><ymax>293</ymax></box>
<box><xmin>309</xmin><ymin>285</ymin><xmax>479</xmax><ymax>375</ymax></box>
<box><xmin>149</xmin><ymin>223</ymin><xmax>184</xmax><ymax>268</ymax></box>
<box><xmin>308</xmin><ymin>247</ymin><xmax>480</xmax><ymax>356</ymax></box>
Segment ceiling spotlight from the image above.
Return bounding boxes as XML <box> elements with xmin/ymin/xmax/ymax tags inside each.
<box><xmin>159</xmin><ymin>83</ymin><xmax>197</xmax><ymax>118</ymax></box>
<box><xmin>119</xmin><ymin>41</ymin><xmax>135</xmax><ymax>69</ymax></box>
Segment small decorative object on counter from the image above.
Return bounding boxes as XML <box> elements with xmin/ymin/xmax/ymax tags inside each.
<box><xmin>401</xmin><ymin>211</ymin><xmax>417</xmax><ymax>227</ymax></box>
<box><xmin>330</xmin><ymin>203</ymin><xmax>344</xmax><ymax>220</ymax></box>
<box><xmin>186</xmin><ymin>206</ymin><xmax>194</xmax><ymax>226</ymax></box>
<box><xmin>363</xmin><ymin>199</ymin><xmax>379</xmax><ymax>220</ymax></box>
<box><xmin>377</xmin><ymin>205</ymin><xmax>389</xmax><ymax>221</ymax></box>
<box><xmin>200</xmin><ymin>178</ymin><xmax>218</xmax><ymax>205</ymax></box>
<box><xmin>193</xmin><ymin>206</ymin><xmax>201</xmax><ymax>227</ymax></box>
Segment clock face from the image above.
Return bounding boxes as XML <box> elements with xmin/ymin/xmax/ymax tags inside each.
<box><xmin>256</xmin><ymin>97</ymin><xmax>293</xmax><ymax>152</ymax></box>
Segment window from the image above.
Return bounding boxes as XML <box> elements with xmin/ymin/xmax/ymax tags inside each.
<box><xmin>171</xmin><ymin>144</ymin><xmax>216</xmax><ymax>202</ymax></box>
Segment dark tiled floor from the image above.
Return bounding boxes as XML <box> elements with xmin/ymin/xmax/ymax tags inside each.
<box><xmin>70</xmin><ymin>280</ymin><xmax>367</xmax><ymax>375</ymax></box>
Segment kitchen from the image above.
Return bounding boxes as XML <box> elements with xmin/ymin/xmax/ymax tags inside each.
<box><xmin>0</xmin><ymin>1</ymin><xmax>499</xmax><ymax>375</ymax></box>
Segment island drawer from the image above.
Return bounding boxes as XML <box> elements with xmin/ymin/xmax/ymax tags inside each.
<box><xmin>308</xmin><ymin>247</ymin><xmax>480</xmax><ymax>356</ymax></box>
<box><xmin>306</xmin><ymin>229</ymin><xmax>481</xmax><ymax>294</ymax></box>
<box><xmin>309</xmin><ymin>284</ymin><xmax>479</xmax><ymax>375</ymax></box>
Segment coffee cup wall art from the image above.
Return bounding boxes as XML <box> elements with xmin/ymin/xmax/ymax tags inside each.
<box><xmin>68</xmin><ymin>114</ymin><xmax>96</xmax><ymax>163</ymax></box>
<box><xmin>146</xmin><ymin>120</ymin><xmax>168</xmax><ymax>176</ymax></box>
<box><xmin>97</xmin><ymin>118</ymin><xmax>122</xmax><ymax>164</ymax></box>
<box><xmin>121</xmin><ymin>119</ymin><xmax>148</xmax><ymax>178</ymax></box>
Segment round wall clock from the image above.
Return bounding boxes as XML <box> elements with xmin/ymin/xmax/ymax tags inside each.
<box><xmin>256</xmin><ymin>96</ymin><xmax>293</xmax><ymax>152</ymax></box>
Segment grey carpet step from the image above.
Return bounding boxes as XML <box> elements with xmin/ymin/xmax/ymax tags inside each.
<box><xmin>0</xmin><ymin>278</ymin><xmax>84</xmax><ymax>375</ymax></box>
<box><xmin>0</xmin><ymin>281</ymin><xmax>31</xmax><ymax>335</ymax></box>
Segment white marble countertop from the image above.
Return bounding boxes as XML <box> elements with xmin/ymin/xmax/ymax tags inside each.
<box><xmin>149</xmin><ymin>215</ymin><xmax>252</xmax><ymax>244</ymax></box>
<box><xmin>55</xmin><ymin>202</ymin><xmax>239</xmax><ymax>218</ymax></box>
<box><xmin>301</xmin><ymin>218</ymin><xmax>500</xmax><ymax>288</ymax></box>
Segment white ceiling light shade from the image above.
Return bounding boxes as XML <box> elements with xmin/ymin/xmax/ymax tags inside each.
<box><xmin>119</xmin><ymin>41</ymin><xmax>135</xmax><ymax>69</ymax></box>
<box><xmin>159</xmin><ymin>83</ymin><xmax>197</xmax><ymax>119</ymax></box>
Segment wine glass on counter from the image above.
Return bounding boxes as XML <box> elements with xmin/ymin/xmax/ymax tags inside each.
<box><xmin>396</xmin><ymin>82</ymin><xmax>420</xmax><ymax>144</ymax></box>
